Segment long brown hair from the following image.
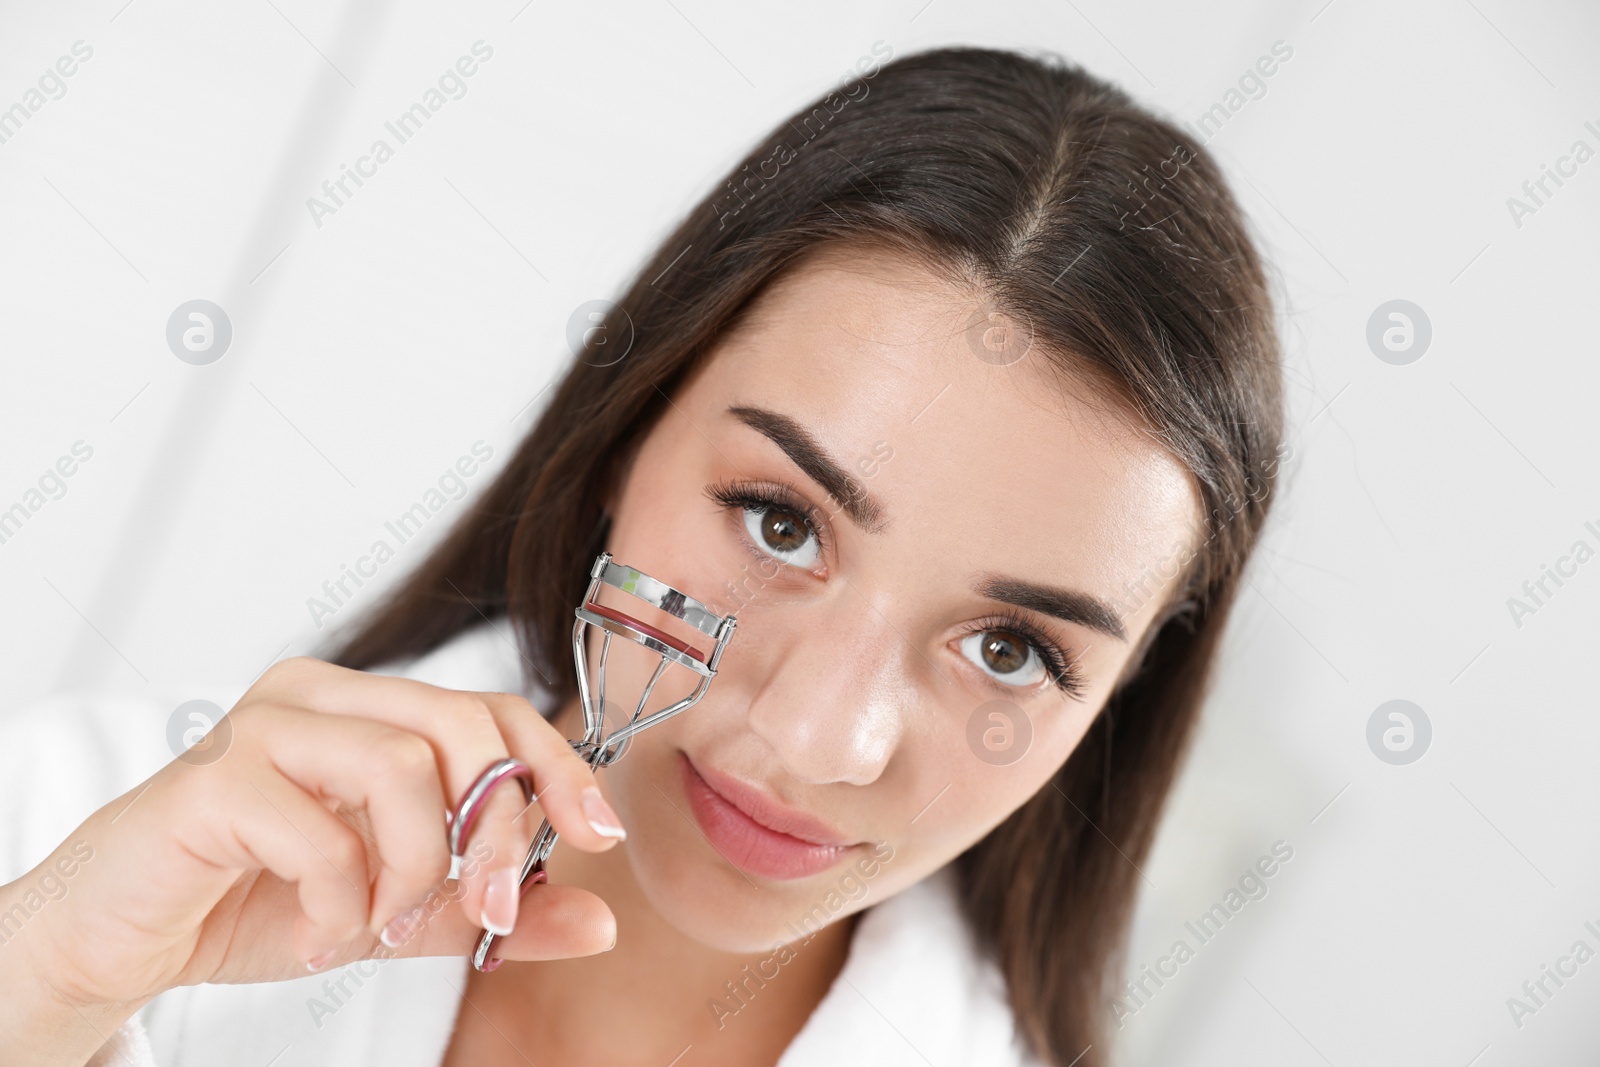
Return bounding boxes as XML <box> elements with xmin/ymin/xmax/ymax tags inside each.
<box><xmin>335</xmin><ymin>45</ymin><xmax>1284</xmax><ymax>1065</ymax></box>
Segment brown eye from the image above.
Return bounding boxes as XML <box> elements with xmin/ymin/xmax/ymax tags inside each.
<box><xmin>959</xmin><ymin>629</ymin><xmax>1046</xmax><ymax>688</ymax></box>
<box><xmin>759</xmin><ymin>507</ymin><xmax>807</xmax><ymax>552</ymax></box>
<box><xmin>742</xmin><ymin>503</ymin><xmax>821</xmax><ymax>568</ymax></box>
<box><xmin>980</xmin><ymin>631</ymin><xmax>1026</xmax><ymax>673</ymax></box>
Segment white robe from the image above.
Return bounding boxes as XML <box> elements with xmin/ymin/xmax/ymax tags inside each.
<box><xmin>0</xmin><ymin>624</ymin><xmax>1043</xmax><ymax>1066</ymax></box>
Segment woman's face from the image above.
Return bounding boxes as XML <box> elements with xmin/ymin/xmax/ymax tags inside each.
<box><xmin>551</xmin><ymin>244</ymin><xmax>1201</xmax><ymax>953</ymax></box>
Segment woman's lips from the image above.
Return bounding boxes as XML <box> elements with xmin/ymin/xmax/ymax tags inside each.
<box><xmin>679</xmin><ymin>753</ymin><xmax>854</xmax><ymax>881</ymax></box>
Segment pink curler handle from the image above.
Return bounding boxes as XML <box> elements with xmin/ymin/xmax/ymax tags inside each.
<box><xmin>446</xmin><ymin>758</ymin><xmax>534</xmax><ymax>881</ymax></box>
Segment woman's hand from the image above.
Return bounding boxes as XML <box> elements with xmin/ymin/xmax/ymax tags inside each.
<box><xmin>2</xmin><ymin>657</ymin><xmax>624</xmax><ymax>1027</ymax></box>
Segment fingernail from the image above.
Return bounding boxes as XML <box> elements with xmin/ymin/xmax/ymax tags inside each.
<box><xmin>379</xmin><ymin>907</ymin><xmax>423</xmax><ymax>949</ymax></box>
<box><xmin>606</xmin><ymin>929</ymin><xmax>618</xmax><ymax>952</ymax></box>
<box><xmin>581</xmin><ymin>787</ymin><xmax>627</xmax><ymax>840</ymax></box>
<box><xmin>306</xmin><ymin>948</ymin><xmax>338</xmax><ymax>972</ymax></box>
<box><xmin>480</xmin><ymin>867</ymin><xmax>520</xmax><ymax>937</ymax></box>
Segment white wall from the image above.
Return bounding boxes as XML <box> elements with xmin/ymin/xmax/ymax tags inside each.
<box><xmin>2</xmin><ymin>0</ymin><xmax>1596</xmax><ymax>1063</ymax></box>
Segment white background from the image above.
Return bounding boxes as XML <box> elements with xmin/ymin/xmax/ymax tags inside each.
<box><xmin>2</xmin><ymin>1</ymin><xmax>1597</xmax><ymax>1064</ymax></box>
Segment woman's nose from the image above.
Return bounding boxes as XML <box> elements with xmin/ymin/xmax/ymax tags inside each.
<box><xmin>741</xmin><ymin>596</ymin><xmax>914</xmax><ymax>787</ymax></box>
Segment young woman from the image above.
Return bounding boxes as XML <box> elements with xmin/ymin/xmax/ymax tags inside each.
<box><xmin>0</xmin><ymin>45</ymin><xmax>1286</xmax><ymax>1067</ymax></box>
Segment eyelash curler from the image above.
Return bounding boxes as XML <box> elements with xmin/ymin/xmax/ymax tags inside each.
<box><xmin>445</xmin><ymin>551</ymin><xmax>738</xmax><ymax>972</ymax></box>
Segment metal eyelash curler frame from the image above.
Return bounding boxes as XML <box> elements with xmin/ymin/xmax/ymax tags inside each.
<box><xmin>447</xmin><ymin>551</ymin><xmax>738</xmax><ymax>972</ymax></box>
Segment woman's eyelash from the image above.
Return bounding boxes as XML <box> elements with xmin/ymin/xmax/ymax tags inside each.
<box><xmin>961</xmin><ymin>609</ymin><xmax>1089</xmax><ymax>701</ymax></box>
<box><xmin>704</xmin><ymin>479</ymin><xmax>832</xmax><ymax>557</ymax></box>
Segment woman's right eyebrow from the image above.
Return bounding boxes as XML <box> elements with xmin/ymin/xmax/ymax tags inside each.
<box><xmin>725</xmin><ymin>404</ymin><xmax>888</xmax><ymax>534</ymax></box>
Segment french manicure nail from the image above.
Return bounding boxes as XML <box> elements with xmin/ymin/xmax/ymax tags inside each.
<box><xmin>379</xmin><ymin>907</ymin><xmax>423</xmax><ymax>949</ymax></box>
<box><xmin>306</xmin><ymin>948</ymin><xmax>338</xmax><ymax>972</ymax></box>
<box><xmin>581</xmin><ymin>787</ymin><xmax>627</xmax><ymax>840</ymax></box>
<box><xmin>480</xmin><ymin>867</ymin><xmax>520</xmax><ymax>936</ymax></box>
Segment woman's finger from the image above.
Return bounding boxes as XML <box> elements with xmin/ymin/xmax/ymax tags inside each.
<box><xmin>247</xmin><ymin>703</ymin><xmax>455</xmax><ymax>942</ymax></box>
<box><xmin>475</xmin><ymin>690</ymin><xmax>629</xmax><ymax>850</ymax></box>
<box><xmin>367</xmin><ymin>878</ymin><xmax>617</xmax><ymax>964</ymax></box>
<box><xmin>251</xmin><ymin>661</ymin><xmax>552</xmax><ymax>937</ymax></box>
<box><xmin>191</xmin><ymin>766</ymin><xmax>374</xmax><ymax>966</ymax></box>
<box><xmin>259</xmin><ymin>658</ymin><xmax>625</xmax><ymax>852</ymax></box>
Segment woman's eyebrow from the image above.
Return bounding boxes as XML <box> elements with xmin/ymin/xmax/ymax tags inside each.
<box><xmin>726</xmin><ymin>404</ymin><xmax>888</xmax><ymax>533</ymax></box>
<box><xmin>974</xmin><ymin>574</ymin><xmax>1129</xmax><ymax>642</ymax></box>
